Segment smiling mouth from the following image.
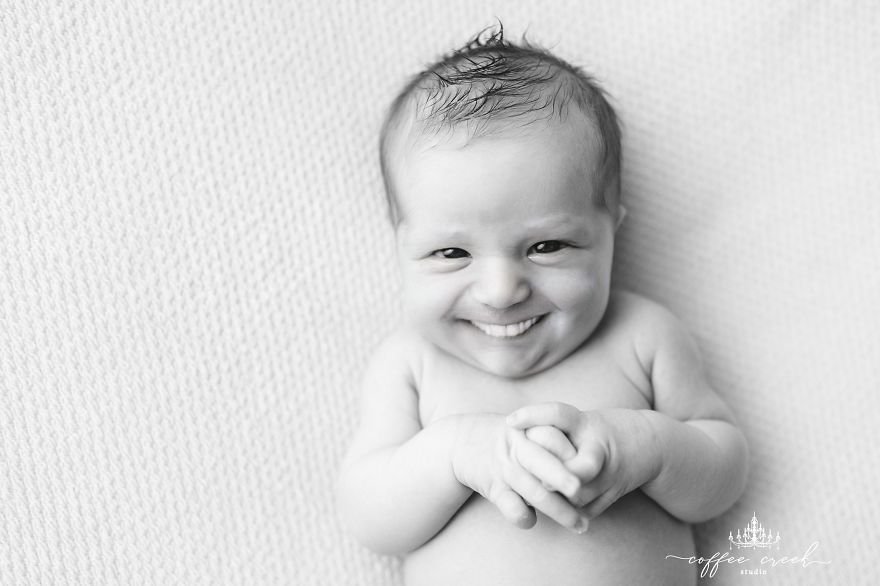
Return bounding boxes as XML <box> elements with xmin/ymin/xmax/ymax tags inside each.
<box><xmin>469</xmin><ymin>316</ymin><xmax>543</xmax><ymax>338</ymax></box>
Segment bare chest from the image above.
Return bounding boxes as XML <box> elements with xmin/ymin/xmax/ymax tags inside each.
<box><xmin>416</xmin><ymin>340</ymin><xmax>652</xmax><ymax>426</ymax></box>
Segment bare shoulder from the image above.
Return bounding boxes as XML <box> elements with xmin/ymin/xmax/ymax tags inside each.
<box><xmin>603</xmin><ymin>290</ymin><xmax>703</xmax><ymax>384</ymax></box>
<box><xmin>604</xmin><ymin>290</ymin><xmax>686</xmax><ymax>347</ymax></box>
<box><xmin>371</xmin><ymin>326</ymin><xmax>421</xmax><ymax>362</ymax></box>
<box><xmin>345</xmin><ymin>327</ymin><xmax>432</xmax><ymax>461</ymax></box>
<box><xmin>361</xmin><ymin>326</ymin><xmax>435</xmax><ymax>398</ymax></box>
<box><xmin>368</xmin><ymin>327</ymin><xmax>425</xmax><ymax>370</ymax></box>
<box><xmin>609</xmin><ymin>291</ymin><xmax>734</xmax><ymax>421</ymax></box>
<box><xmin>606</xmin><ymin>289</ymin><xmax>679</xmax><ymax>322</ymax></box>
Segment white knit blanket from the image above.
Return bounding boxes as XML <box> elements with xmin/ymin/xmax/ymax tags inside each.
<box><xmin>1</xmin><ymin>2</ymin><xmax>876</xmax><ymax>584</ymax></box>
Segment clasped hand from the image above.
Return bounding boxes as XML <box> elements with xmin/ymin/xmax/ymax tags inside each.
<box><xmin>451</xmin><ymin>403</ymin><xmax>659</xmax><ymax>534</ymax></box>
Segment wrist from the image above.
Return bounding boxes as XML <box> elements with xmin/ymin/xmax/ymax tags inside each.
<box><xmin>447</xmin><ymin>412</ymin><xmax>504</xmax><ymax>489</ymax></box>
<box><xmin>600</xmin><ymin>408</ymin><xmax>664</xmax><ymax>489</ymax></box>
<box><xmin>633</xmin><ymin>410</ymin><xmax>664</xmax><ymax>486</ymax></box>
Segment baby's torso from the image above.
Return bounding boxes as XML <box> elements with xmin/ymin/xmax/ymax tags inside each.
<box><xmin>405</xmin><ymin>298</ymin><xmax>696</xmax><ymax>585</ymax></box>
<box><xmin>415</xmin><ymin>316</ymin><xmax>651</xmax><ymax>422</ymax></box>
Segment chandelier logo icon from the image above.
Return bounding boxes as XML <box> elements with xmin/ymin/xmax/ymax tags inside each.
<box><xmin>729</xmin><ymin>512</ymin><xmax>780</xmax><ymax>550</ymax></box>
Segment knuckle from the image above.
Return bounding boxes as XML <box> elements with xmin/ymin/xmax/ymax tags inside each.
<box><xmin>485</xmin><ymin>483</ymin><xmax>504</xmax><ymax>504</ymax></box>
<box><xmin>583</xmin><ymin>456</ymin><xmax>602</xmax><ymax>477</ymax></box>
<box><xmin>524</xmin><ymin>427</ymin><xmax>543</xmax><ymax>443</ymax></box>
<box><xmin>506</xmin><ymin>437</ymin><xmax>523</xmax><ymax>462</ymax></box>
<box><xmin>561</xmin><ymin>477</ymin><xmax>581</xmax><ymax>498</ymax></box>
<box><xmin>551</xmin><ymin>402</ymin><xmax>567</xmax><ymax>418</ymax></box>
<box><xmin>582</xmin><ymin>445</ymin><xmax>605</xmax><ymax>470</ymax></box>
<box><xmin>571</xmin><ymin>456</ymin><xmax>600</xmax><ymax>480</ymax></box>
<box><xmin>530</xmin><ymin>484</ymin><xmax>550</xmax><ymax>503</ymax></box>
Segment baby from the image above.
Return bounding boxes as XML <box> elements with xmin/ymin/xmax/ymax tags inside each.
<box><xmin>338</xmin><ymin>27</ymin><xmax>748</xmax><ymax>586</ymax></box>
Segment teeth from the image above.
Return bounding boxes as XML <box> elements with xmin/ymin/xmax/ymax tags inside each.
<box><xmin>470</xmin><ymin>317</ymin><xmax>539</xmax><ymax>338</ymax></box>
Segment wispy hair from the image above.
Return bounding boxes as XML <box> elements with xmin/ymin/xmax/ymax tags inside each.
<box><xmin>380</xmin><ymin>23</ymin><xmax>622</xmax><ymax>225</ymax></box>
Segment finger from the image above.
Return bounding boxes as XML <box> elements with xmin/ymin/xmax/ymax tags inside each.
<box><xmin>569</xmin><ymin>480</ymin><xmax>605</xmax><ymax>509</ymax></box>
<box><xmin>489</xmin><ymin>487</ymin><xmax>537</xmax><ymax>529</ymax></box>
<box><xmin>507</xmin><ymin>402</ymin><xmax>582</xmax><ymax>433</ymax></box>
<box><xmin>514</xmin><ymin>433</ymin><xmax>580</xmax><ymax>498</ymax></box>
<box><xmin>505</xmin><ymin>465</ymin><xmax>588</xmax><ymax>533</ymax></box>
<box><xmin>581</xmin><ymin>485</ymin><xmax>625</xmax><ymax>519</ymax></box>
<box><xmin>564</xmin><ymin>442</ymin><xmax>606</xmax><ymax>484</ymax></box>
<box><xmin>568</xmin><ymin>457</ymin><xmax>617</xmax><ymax>509</ymax></box>
<box><xmin>525</xmin><ymin>426</ymin><xmax>577</xmax><ymax>461</ymax></box>
<box><xmin>564</xmin><ymin>444</ymin><xmax>608</xmax><ymax>508</ymax></box>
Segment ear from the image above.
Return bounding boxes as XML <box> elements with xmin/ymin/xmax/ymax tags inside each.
<box><xmin>614</xmin><ymin>205</ymin><xmax>627</xmax><ymax>232</ymax></box>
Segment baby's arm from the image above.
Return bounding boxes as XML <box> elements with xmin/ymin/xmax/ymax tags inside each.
<box><xmin>634</xmin><ymin>304</ymin><xmax>749</xmax><ymax>522</ymax></box>
<box><xmin>336</xmin><ymin>332</ymin><xmax>586</xmax><ymax>555</ymax></box>
<box><xmin>509</xmin><ymin>302</ymin><xmax>748</xmax><ymax>524</ymax></box>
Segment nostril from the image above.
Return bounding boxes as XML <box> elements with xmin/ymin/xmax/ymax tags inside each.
<box><xmin>472</xmin><ymin>269</ymin><xmax>531</xmax><ymax>309</ymax></box>
<box><xmin>473</xmin><ymin>280</ymin><xmax>530</xmax><ymax>309</ymax></box>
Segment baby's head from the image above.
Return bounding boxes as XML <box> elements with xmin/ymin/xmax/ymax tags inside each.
<box><xmin>381</xmin><ymin>26</ymin><xmax>624</xmax><ymax>378</ymax></box>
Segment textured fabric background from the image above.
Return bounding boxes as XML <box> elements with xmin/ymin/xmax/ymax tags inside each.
<box><xmin>1</xmin><ymin>1</ymin><xmax>877</xmax><ymax>584</ymax></box>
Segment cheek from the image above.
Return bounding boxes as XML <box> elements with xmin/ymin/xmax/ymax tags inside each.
<box><xmin>401</xmin><ymin>273</ymin><xmax>464</xmax><ymax>319</ymax></box>
<box><xmin>541</xmin><ymin>267</ymin><xmax>606</xmax><ymax>310</ymax></box>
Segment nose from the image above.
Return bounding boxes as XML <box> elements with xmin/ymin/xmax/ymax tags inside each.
<box><xmin>471</xmin><ymin>258</ymin><xmax>531</xmax><ymax>309</ymax></box>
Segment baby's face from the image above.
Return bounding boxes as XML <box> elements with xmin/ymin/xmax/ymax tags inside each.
<box><xmin>393</xmin><ymin>120</ymin><xmax>616</xmax><ymax>378</ymax></box>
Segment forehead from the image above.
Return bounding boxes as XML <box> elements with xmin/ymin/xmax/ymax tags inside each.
<box><xmin>392</xmin><ymin>119</ymin><xmax>600</xmax><ymax>200</ymax></box>
<box><xmin>393</xmin><ymin>116</ymin><xmax>602</xmax><ymax>222</ymax></box>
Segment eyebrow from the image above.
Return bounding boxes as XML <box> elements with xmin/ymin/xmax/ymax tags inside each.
<box><xmin>399</xmin><ymin>214</ymin><xmax>589</xmax><ymax>240</ymax></box>
<box><xmin>520</xmin><ymin>214</ymin><xmax>588</xmax><ymax>232</ymax></box>
<box><xmin>398</xmin><ymin>222</ymin><xmax>470</xmax><ymax>243</ymax></box>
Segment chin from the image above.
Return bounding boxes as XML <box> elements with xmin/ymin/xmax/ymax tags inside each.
<box><xmin>482</xmin><ymin>363</ymin><xmax>529</xmax><ymax>379</ymax></box>
<box><xmin>473</xmin><ymin>353</ymin><xmax>544</xmax><ymax>379</ymax></box>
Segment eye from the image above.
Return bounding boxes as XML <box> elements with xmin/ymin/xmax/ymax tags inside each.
<box><xmin>432</xmin><ymin>247</ymin><xmax>470</xmax><ymax>259</ymax></box>
<box><xmin>529</xmin><ymin>240</ymin><xmax>567</xmax><ymax>255</ymax></box>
